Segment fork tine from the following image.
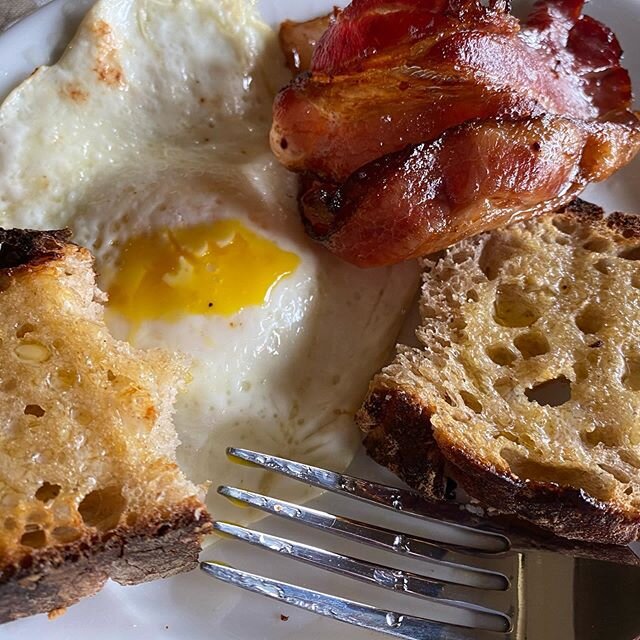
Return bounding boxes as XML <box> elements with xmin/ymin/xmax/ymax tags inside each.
<box><xmin>226</xmin><ymin>447</ymin><xmax>509</xmax><ymax>553</ymax></box>
<box><xmin>201</xmin><ymin>562</ymin><xmax>508</xmax><ymax>640</ymax></box>
<box><xmin>213</xmin><ymin>521</ymin><xmax>512</xmax><ymax>633</ymax></box>
<box><xmin>218</xmin><ymin>486</ymin><xmax>509</xmax><ymax>591</ymax></box>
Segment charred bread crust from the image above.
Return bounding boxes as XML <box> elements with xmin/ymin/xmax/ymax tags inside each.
<box><xmin>0</xmin><ymin>497</ymin><xmax>212</xmax><ymax>624</ymax></box>
<box><xmin>359</xmin><ymin>387</ymin><xmax>640</xmax><ymax>549</ymax></box>
<box><xmin>554</xmin><ymin>197</ymin><xmax>640</xmax><ymax>240</ymax></box>
<box><xmin>360</xmin><ymin>388</ymin><xmax>447</xmax><ymax>501</ymax></box>
<box><xmin>441</xmin><ymin>440</ymin><xmax>640</xmax><ymax>545</ymax></box>
<box><xmin>0</xmin><ymin>228</ymin><xmax>74</xmax><ymax>270</ymax></box>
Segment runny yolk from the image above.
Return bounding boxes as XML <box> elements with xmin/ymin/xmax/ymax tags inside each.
<box><xmin>107</xmin><ymin>219</ymin><xmax>300</xmax><ymax>323</ymax></box>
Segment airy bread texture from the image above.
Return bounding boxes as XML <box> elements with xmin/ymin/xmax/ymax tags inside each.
<box><xmin>358</xmin><ymin>200</ymin><xmax>640</xmax><ymax>545</ymax></box>
<box><xmin>0</xmin><ymin>229</ymin><xmax>211</xmax><ymax>623</ymax></box>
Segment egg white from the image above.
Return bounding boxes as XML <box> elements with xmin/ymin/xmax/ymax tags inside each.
<box><xmin>0</xmin><ymin>0</ymin><xmax>419</xmax><ymax>525</ymax></box>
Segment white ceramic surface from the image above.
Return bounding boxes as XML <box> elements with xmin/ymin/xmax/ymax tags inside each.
<box><xmin>0</xmin><ymin>1</ymin><xmax>639</xmax><ymax>639</ymax></box>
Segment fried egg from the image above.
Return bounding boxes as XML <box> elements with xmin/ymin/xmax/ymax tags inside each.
<box><xmin>0</xmin><ymin>0</ymin><xmax>419</xmax><ymax>525</ymax></box>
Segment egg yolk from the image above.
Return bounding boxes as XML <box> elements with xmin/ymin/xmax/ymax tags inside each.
<box><xmin>107</xmin><ymin>220</ymin><xmax>300</xmax><ymax>322</ymax></box>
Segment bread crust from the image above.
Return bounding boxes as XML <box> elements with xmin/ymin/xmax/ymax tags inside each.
<box><xmin>555</xmin><ymin>198</ymin><xmax>640</xmax><ymax>240</ymax></box>
<box><xmin>0</xmin><ymin>497</ymin><xmax>211</xmax><ymax>624</ymax></box>
<box><xmin>443</xmin><ymin>438</ymin><xmax>640</xmax><ymax>545</ymax></box>
<box><xmin>361</xmin><ymin>387</ymin><xmax>640</xmax><ymax>549</ymax></box>
<box><xmin>0</xmin><ymin>228</ymin><xmax>73</xmax><ymax>270</ymax></box>
<box><xmin>359</xmin><ymin>199</ymin><xmax>640</xmax><ymax>546</ymax></box>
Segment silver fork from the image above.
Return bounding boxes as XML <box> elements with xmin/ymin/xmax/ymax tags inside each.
<box><xmin>200</xmin><ymin>447</ymin><xmax>640</xmax><ymax>640</ymax></box>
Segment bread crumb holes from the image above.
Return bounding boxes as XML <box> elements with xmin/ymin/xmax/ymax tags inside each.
<box><xmin>575</xmin><ymin>303</ymin><xmax>605</xmax><ymax>334</ymax></box>
<box><xmin>622</xmin><ymin>355</ymin><xmax>640</xmax><ymax>391</ymax></box>
<box><xmin>594</xmin><ymin>258</ymin><xmax>613</xmax><ymax>275</ymax></box>
<box><xmin>35</xmin><ymin>482</ymin><xmax>61</xmax><ymax>503</ymax></box>
<box><xmin>494</xmin><ymin>285</ymin><xmax>541</xmax><ymax>328</ymax></box>
<box><xmin>78</xmin><ymin>486</ymin><xmax>126</xmax><ymax>531</ymax></box>
<box><xmin>619</xmin><ymin>246</ymin><xmax>640</xmax><ymax>261</ymax></box>
<box><xmin>552</xmin><ymin>217</ymin><xmax>577</xmax><ymax>234</ymax></box>
<box><xmin>486</xmin><ymin>345</ymin><xmax>516</xmax><ymax>366</ymax></box>
<box><xmin>514</xmin><ymin>331</ymin><xmax>549</xmax><ymax>359</ymax></box>
<box><xmin>583</xmin><ymin>236</ymin><xmax>612</xmax><ymax>253</ymax></box>
<box><xmin>460</xmin><ymin>390</ymin><xmax>482</xmax><ymax>413</ymax></box>
<box><xmin>24</xmin><ymin>404</ymin><xmax>45</xmax><ymax>418</ymax></box>
<box><xmin>20</xmin><ymin>529</ymin><xmax>47</xmax><ymax>549</ymax></box>
<box><xmin>15</xmin><ymin>323</ymin><xmax>36</xmax><ymax>338</ymax></box>
<box><xmin>525</xmin><ymin>376</ymin><xmax>571</xmax><ymax>407</ymax></box>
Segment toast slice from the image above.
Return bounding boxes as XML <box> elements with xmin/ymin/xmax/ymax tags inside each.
<box><xmin>0</xmin><ymin>229</ymin><xmax>211</xmax><ymax>623</ymax></box>
<box><xmin>358</xmin><ymin>200</ymin><xmax>640</xmax><ymax>545</ymax></box>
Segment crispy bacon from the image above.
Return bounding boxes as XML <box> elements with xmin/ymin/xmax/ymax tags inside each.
<box><xmin>271</xmin><ymin>0</ymin><xmax>639</xmax><ymax>267</ymax></box>
<box><xmin>301</xmin><ymin>115</ymin><xmax>640</xmax><ymax>267</ymax></box>
<box><xmin>272</xmin><ymin>0</ymin><xmax>634</xmax><ymax>182</ymax></box>
<box><xmin>311</xmin><ymin>0</ymin><xmax>517</xmax><ymax>76</ymax></box>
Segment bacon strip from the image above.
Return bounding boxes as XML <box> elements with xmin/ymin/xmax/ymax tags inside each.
<box><xmin>272</xmin><ymin>0</ymin><xmax>634</xmax><ymax>182</ymax></box>
<box><xmin>272</xmin><ymin>0</ymin><xmax>639</xmax><ymax>267</ymax></box>
<box><xmin>301</xmin><ymin>115</ymin><xmax>640</xmax><ymax>267</ymax></box>
<box><xmin>311</xmin><ymin>0</ymin><xmax>517</xmax><ymax>76</ymax></box>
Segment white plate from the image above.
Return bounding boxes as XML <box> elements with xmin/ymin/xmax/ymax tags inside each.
<box><xmin>1</xmin><ymin>1</ymin><xmax>639</xmax><ymax>639</ymax></box>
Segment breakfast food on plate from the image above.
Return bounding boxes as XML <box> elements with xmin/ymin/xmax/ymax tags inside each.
<box><xmin>0</xmin><ymin>0</ymin><xmax>419</xmax><ymax>528</ymax></box>
<box><xmin>271</xmin><ymin>0</ymin><xmax>640</xmax><ymax>266</ymax></box>
<box><xmin>300</xmin><ymin>115</ymin><xmax>639</xmax><ymax>267</ymax></box>
<box><xmin>0</xmin><ymin>229</ymin><xmax>210</xmax><ymax>623</ymax></box>
<box><xmin>358</xmin><ymin>199</ymin><xmax>640</xmax><ymax>545</ymax></box>
<box><xmin>0</xmin><ymin>1</ymin><xmax>637</xmax><ymax>632</ymax></box>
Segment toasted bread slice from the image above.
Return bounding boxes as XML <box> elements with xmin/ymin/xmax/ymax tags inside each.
<box><xmin>358</xmin><ymin>200</ymin><xmax>640</xmax><ymax>545</ymax></box>
<box><xmin>0</xmin><ymin>229</ymin><xmax>211</xmax><ymax>623</ymax></box>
